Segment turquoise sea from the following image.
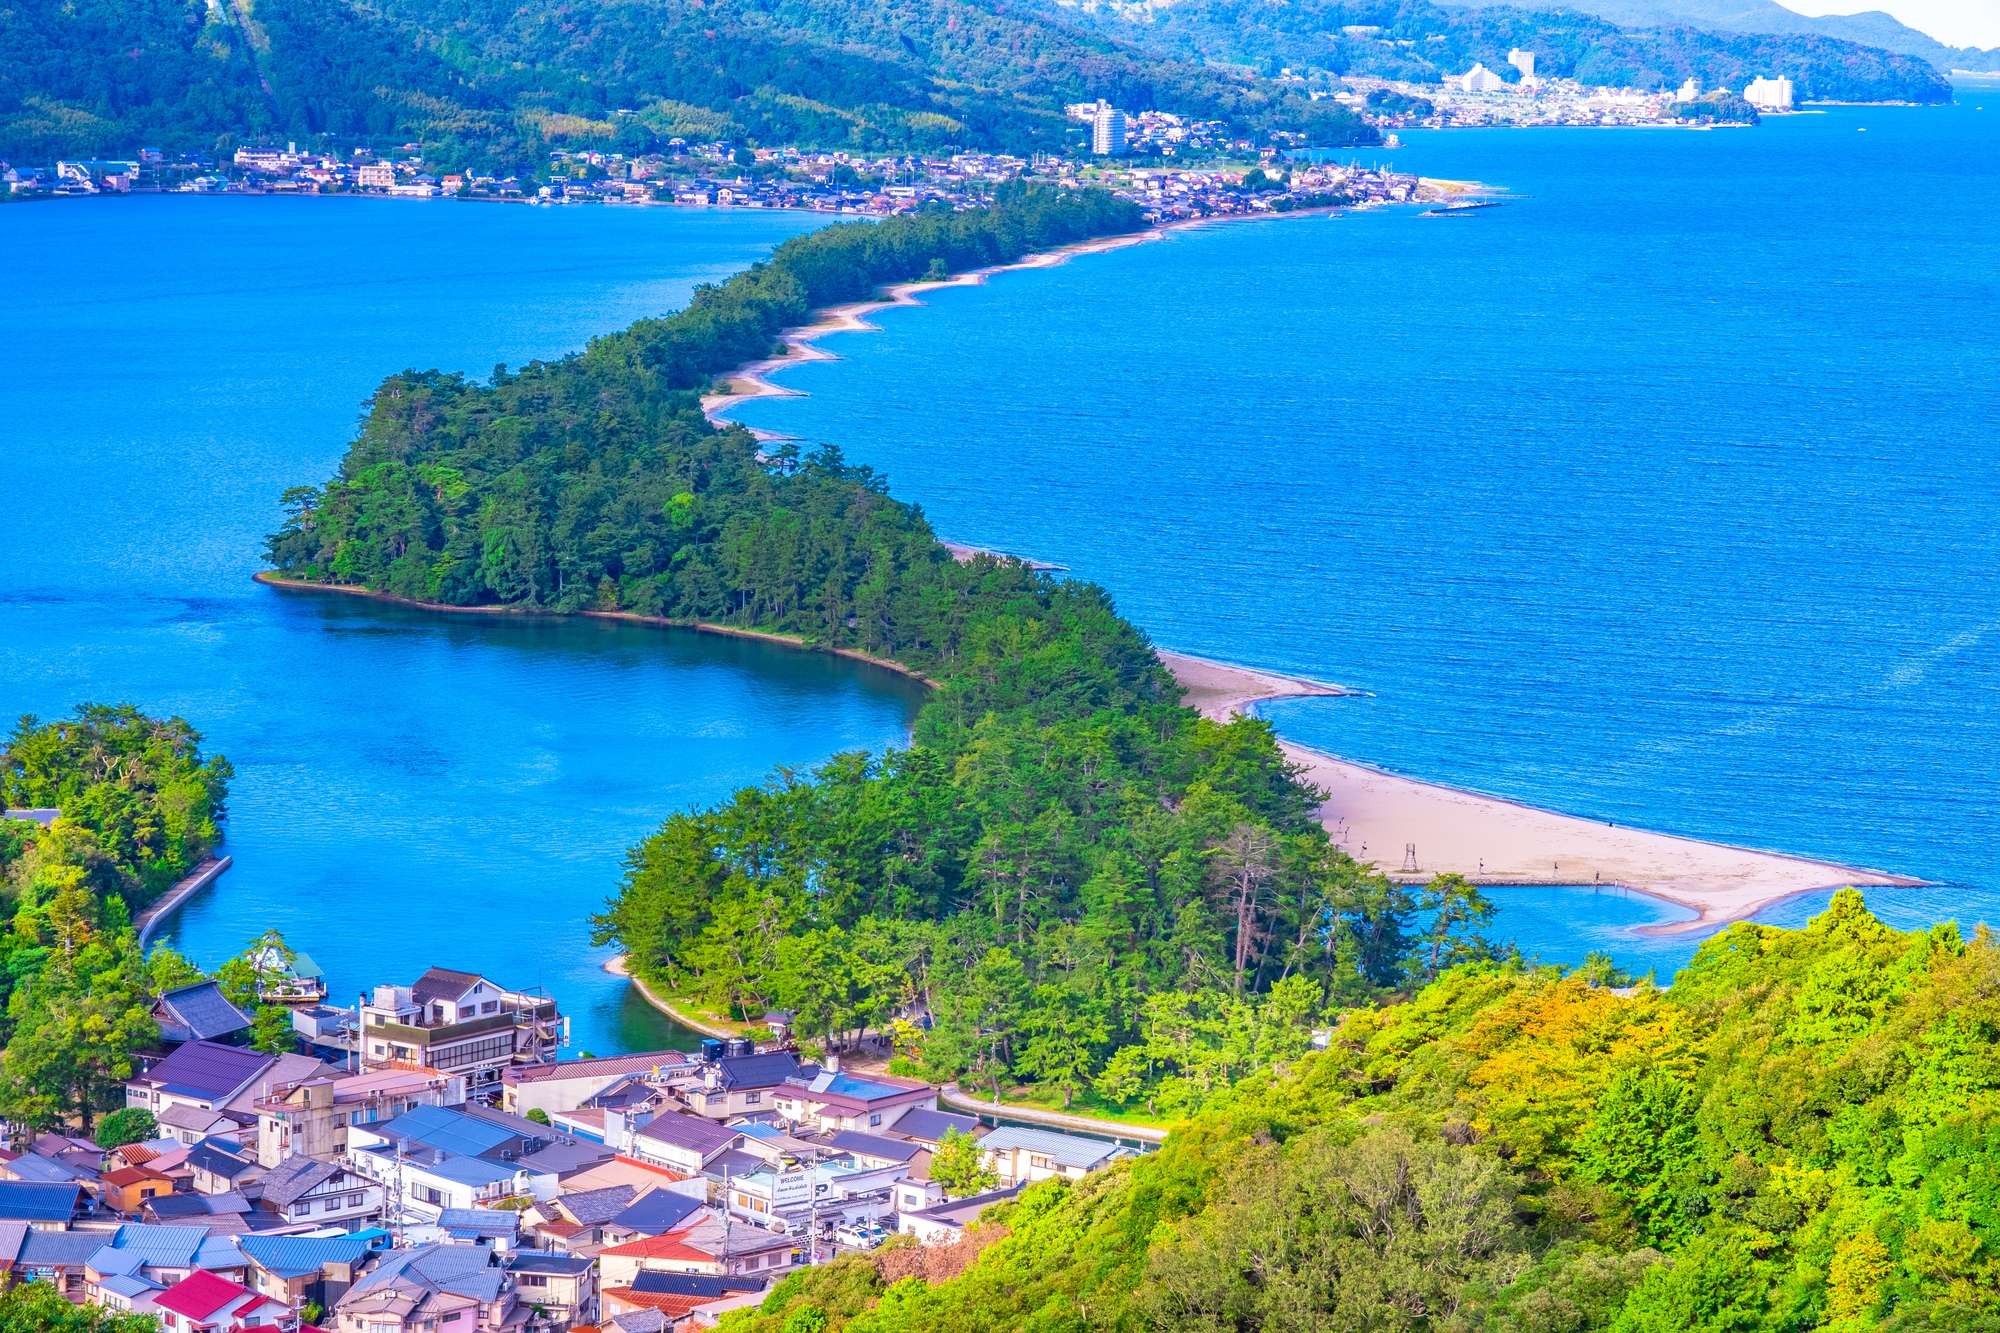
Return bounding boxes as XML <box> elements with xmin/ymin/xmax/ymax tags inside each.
<box><xmin>4</xmin><ymin>93</ymin><xmax>1994</xmax><ymax>1046</ymax></box>
<box><xmin>730</xmin><ymin>96</ymin><xmax>2000</xmax><ymax>978</ymax></box>
<box><xmin>2</xmin><ymin>200</ymin><xmax>925</xmax><ymax>1055</ymax></box>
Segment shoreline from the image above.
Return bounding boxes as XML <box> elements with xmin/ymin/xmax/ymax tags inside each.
<box><xmin>1160</xmin><ymin>653</ymin><xmax>1924</xmax><ymax>937</ymax></box>
<box><xmin>698</xmin><ymin>211</ymin><xmax>1336</xmax><ymax>441</ymax></box>
<box><xmin>252</xmin><ymin>570</ymin><xmax>938</xmax><ymax>689</ymax></box>
<box><xmin>603</xmin><ymin>954</ymin><xmax>741</xmax><ymax>1040</ymax></box>
<box><xmin>134</xmin><ymin>855</ymin><xmax>232</xmax><ymax>947</ymax></box>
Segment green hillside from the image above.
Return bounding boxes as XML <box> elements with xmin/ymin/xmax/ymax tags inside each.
<box><xmin>722</xmin><ymin>892</ymin><xmax>2000</xmax><ymax>1333</ymax></box>
<box><xmin>1049</xmin><ymin>0</ymin><xmax>1955</xmax><ymax>102</ymax></box>
<box><xmin>0</xmin><ymin>0</ymin><xmax>1371</xmax><ymax>166</ymax></box>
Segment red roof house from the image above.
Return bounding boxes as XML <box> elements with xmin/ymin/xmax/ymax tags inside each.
<box><xmin>154</xmin><ymin>1269</ymin><xmax>296</xmax><ymax>1332</ymax></box>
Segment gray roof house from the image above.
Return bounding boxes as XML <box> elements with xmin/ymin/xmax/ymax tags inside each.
<box><xmin>629</xmin><ymin>1112</ymin><xmax>742</xmax><ymax>1174</ymax></box>
<box><xmin>151</xmin><ymin>981</ymin><xmax>253</xmax><ymax>1047</ymax></box>
<box><xmin>976</xmin><ymin>1126</ymin><xmax>1131</xmax><ymax>1187</ymax></box>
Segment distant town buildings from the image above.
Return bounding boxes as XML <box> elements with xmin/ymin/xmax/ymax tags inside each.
<box><xmin>1092</xmin><ymin>102</ymin><xmax>1129</xmax><ymax>156</ymax></box>
<box><xmin>1744</xmin><ymin>75</ymin><xmax>1796</xmax><ymax>109</ymax></box>
<box><xmin>1459</xmin><ymin>63</ymin><xmax>1506</xmax><ymax>93</ymax></box>
<box><xmin>1677</xmin><ymin>77</ymin><xmax>1703</xmax><ymax>101</ymax></box>
<box><xmin>1507</xmin><ymin>49</ymin><xmax>1537</xmax><ymax>78</ymax></box>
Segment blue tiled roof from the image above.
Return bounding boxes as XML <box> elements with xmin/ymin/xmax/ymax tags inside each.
<box><xmin>0</xmin><ymin>1181</ymin><xmax>82</xmax><ymax>1222</ymax></box>
<box><xmin>425</xmin><ymin>1155</ymin><xmax>520</xmax><ymax>1188</ymax></box>
<box><xmin>240</xmin><ymin>1234</ymin><xmax>373</xmax><ymax>1280</ymax></box>
<box><xmin>377</xmin><ymin>1105</ymin><xmax>517</xmax><ymax>1159</ymax></box>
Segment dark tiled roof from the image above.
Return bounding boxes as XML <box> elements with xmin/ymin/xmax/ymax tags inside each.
<box><xmin>0</xmin><ymin>1181</ymin><xmax>84</xmax><ymax>1222</ymax></box>
<box><xmin>248</xmin><ymin>1155</ymin><xmax>341</xmax><ymax>1207</ymax></box>
<box><xmin>136</xmin><ymin>1041</ymin><xmax>273</xmax><ymax>1103</ymax></box>
<box><xmin>629</xmin><ymin>1271</ymin><xmax>765</xmax><ymax>1297</ymax></box>
<box><xmin>713</xmin><ymin>1053</ymin><xmax>803</xmax><ymax>1091</ymax></box>
<box><xmin>186</xmin><ymin>1142</ymin><xmax>257</xmax><ymax>1180</ymax></box>
<box><xmin>829</xmin><ymin>1131</ymin><xmax>922</xmax><ymax>1163</ymax></box>
<box><xmin>610</xmin><ymin>1190</ymin><xmax>704</xmax><ymax>1236</ymax></box>
<box><xmin>883</xmin><ymin>1108</ymin><xmax>980</xmax><ymax>1145</ymax></box>
<box><xmin>555</xmin><ymin>1185</ymin><xmax>636</xmax><ymax>1226</ymax></box>
<box><xmin>155</xmin><ymin>981</ymin><xmax>253</xmax><ymax>1043</ymax></box>
<box><xmin>505</xmin><ymin>1251</ymin><xmax>593</xmax><ymax>1275</ymax></box>
<box><xmin>521</xmin><ymin>1140</ymin><xmax>613</xmax><ymax>1178</ymax></box>
<box><xmin>410</xmin><ymin>968</ymin><xmax>483</xmax><ymax>1007</ymax></box>
<box><xmin>634</xmin><ymin>1113</ymin><xmax>737</xmax><ymax>1156</ymax></box>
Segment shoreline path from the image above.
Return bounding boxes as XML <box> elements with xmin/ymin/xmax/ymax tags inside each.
<box><xmin>1160</xmin><ymin>652</ymin><xmax>1922</xmax><ymax>936</ymax></box>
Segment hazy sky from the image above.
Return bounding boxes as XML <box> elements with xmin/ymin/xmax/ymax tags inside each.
<box><xmin>1780</xmin><ymin>0</ymin><xmax>2000</xmax><ymax>47</ymax></box>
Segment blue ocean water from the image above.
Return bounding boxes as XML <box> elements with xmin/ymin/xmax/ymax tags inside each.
<box><xmin>731</xmin><ymin>97</ymin><xmax>2000</xmax><ymax>976</ymax></box>
<box><xmin>2</xmin><ymin>197</ymin><xmax>923</xmax><ymax>1055</ymax></box>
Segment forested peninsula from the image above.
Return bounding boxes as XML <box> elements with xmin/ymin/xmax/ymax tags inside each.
<box><xmin>260</xmin><ymin>193</ymin><xmax>2000</xmax><ymax>1329</ymax></box>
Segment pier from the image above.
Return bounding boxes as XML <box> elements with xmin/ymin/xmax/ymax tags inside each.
<box><xmin>134</xmin><ymin>854</ymin><xmax>233</xmax><ymax>946</ymax></box>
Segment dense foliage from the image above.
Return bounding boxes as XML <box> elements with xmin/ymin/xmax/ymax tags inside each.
<box><xmin>0</xmin><ymin>0</ymin><xmax>1372</xmax><ymax>166</ymax></box>
<box><xmin>1056</xmin><ymin>0</ymin><xmax>1953</xmax><ymax>104</ymax></box>
<box><xmin>722</xmin><ymin>893</ymin><xmax>2000</xmax><ymax>1332</ymax></box>
<box><xmin>265</xmin><ymin>191</ymin><xmax>1495</xmax><ymax>1113</ymax></box>
<box><xmin>1</xmin><ymin>704</ymin><xmax>233</xmax><ymax>904</ymax></box>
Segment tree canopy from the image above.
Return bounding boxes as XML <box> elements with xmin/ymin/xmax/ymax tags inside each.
<box><xmin>720</xmin><ymin>893</ymin><xmax>2000</xmax><ymax>1333</ymax></box>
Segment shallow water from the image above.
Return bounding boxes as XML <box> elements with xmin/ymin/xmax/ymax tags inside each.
<box><xmin>3</xmin><ymin>197</ymin><xmax>922</xmax><ymax>1055</ymax></box>
<box><xmin>731</xmin><ymin>96</ymin><xmax>2000</xmax><ymax>976</ymax></box>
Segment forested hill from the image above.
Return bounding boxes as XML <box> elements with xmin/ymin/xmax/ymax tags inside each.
<box><xmin>719</xmin><ymin>892</ymin><xmax>2000</xmax><ymax>1333</ymax></box>
<box><xmin>1048</xmin><ymin>0</ymin><xmax>1954</xmax><ymax>103</ymax></box>
<box><xmin>0</xmin><ymin>0</ymin><xmax>1369</xmax><ymax>166</ymax></box>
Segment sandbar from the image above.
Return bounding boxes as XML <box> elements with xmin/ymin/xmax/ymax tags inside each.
<box><xmin>1162</xmin><ymin>654</ymin><xmax>1923</xmax><ymax>936</ymax></box>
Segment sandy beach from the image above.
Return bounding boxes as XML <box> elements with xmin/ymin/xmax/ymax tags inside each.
<box><xmin>1163</xmin><ymin>654</ymin><xmax>1922</xmax><ymax>936</ymax></box>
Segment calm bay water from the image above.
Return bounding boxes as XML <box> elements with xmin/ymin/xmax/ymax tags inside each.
<box><xmin>2</xmin><ymin>198</ymin><xmax>924</xmax><ymax>1055</ymax></box>
<box><xmin>7</xmin><ymin>99</ymin><xmax>1994</xmax><ymax>1029</ymax></box>
<box><xmin>732</xmin><ymin>96</ymin><xmax>2000</xmax><ymax>977</ymax></box>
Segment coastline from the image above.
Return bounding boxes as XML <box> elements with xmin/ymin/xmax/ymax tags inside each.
<box><xmin>1162</xmin><ymin>654</ymin><xmax>1924</xmax><ymax>937</ymax></box>
<box><xmin>134</xmin><ymin>854</ymin><xmax>232</xmax><ymax>947</ymax></box>
<box><xmin>698</xmin><ymin>211</ymin><xmax>1337</xmax><ymax>440</ymax></box>
<box><xmin>252</xmin><ymin>570</ymin><xmax>938</xmax><ymax>688</ymax></box>
<box><xmin>603</xmin><ymin>954</ymin><xmax>741</xmax><ymax>1040</ymax></box>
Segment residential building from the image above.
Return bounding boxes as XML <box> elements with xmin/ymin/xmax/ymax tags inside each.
<box><xmin>82</xmin><ymin>1224</ymin><xmax>247</xmax><ymax>1305</ymax></box>
<box><xmin>599</xmin><ymin>1271</ymin><xmax>767</xmax><ymax>1325</ymax></box>
<box><xmin>101</xmin><ymin>1166</ymin><xmax>178</xmax><ymax>1213</ymax></box>
<box><xmin>0</xmin><ymin>1152</ymin><xmax>97</xmax><ymax>1187</ymax></box>
<box><xmin>501</xmin><ymin>1051</ymin><xmax>692</xmax><ymax>1119</ymax></box>
<box><xmin>421</xmin><ymin>1206</ymin><xmax>520</xmax><ymax>1253</ymax></box>
<box><xmin>521</xmin><ymin>1183</ymin><xmax>706</xmax><ymax>1251</ymax></box>
<box><xmin>357</xmin><ymin>969</ymin><xmax>567</xmax><ymax>1098</ymax></box>
<box><xmin>245</xmin><ymin>1154</ymin><xmax>382</xmax><ymax>1230</ymax></box>
<box><xmin>10</xmin><ymin>1228</ymin><xmax>102</xmax><ymax>1295</ymax></box>
<box><xmin>1459</xmin><ymin>63</ymin><xmax>1506</xmax><ymax>92</ymax></box>
<box><xmin>628</xmin><ymin>1113</ymin><xmax>741</xmax><ymax>1175</ymax></box>
<box><xmin>252</xmin><ymin>949</ymin><xmax>326</xmax><ymax>1005</ymax></box>
<box><xmin>976</xmin><ymin>1126</ymin><xmax>1130</xmax><ymax>1186</ymax></box>
<box><xmin>598</xmin><ymin>1220</ymin><xmax>794</xmax><ymax>1286</ymax></box>
<box><xmin>346</xmin><ymin>1105</ymin><xmax>575</xmax><ymax>1221</ymax></box>
<box><xmin>890</xmin><ymin>1177</ymin><xmax>945</xmax><ymax>1217</ymax></box>
<box><xmin>505</xmin><ymin>1250</ymin><xmax>598</xmax><ymax>1326</ymax></box>
<box><xmin>876</xmin><ymin>1107</ymin><xmax>980</xmax><ymax>1153</ymax></box>
<box><xmin>187</xmin><ymin>1141</ymin><xmax>264</xmax><ymax>1196</ymax></box>
<box><xmin>335</xmin><ymin>1244</ymin><xmax>520</xmax><ymax>1333</ymax></box>
<box><xmin>896</xmin><ymin>1184</ymin><xmax>1023</xmax><ymax>1246</ymax></box>
<box><xmin>126</xmin><ymin>1040</ymin><xmax>332</xmax><ymax>1127</ymax></box>
<box><xmin>255</xmin><ymin>1068</ymin><xmax>466</xmax><ymax>1167</ymax></box>
<box><xmin>682</xmin><ymin>1053</ymin><xmax>804</xmax><ymax>1120</ymax></box>
<box><xmin>151</xmin><ymin>981</ymin><xmax>253</xmax><ymax>1048</ymax></box>
<box><xmin>1092</xmin><ymin>102</ymin><xmax>1127</xmax><ymax>156</ymax></box>
<box><xmin>1507</xmin><ymin>48</ymin><xmax>1536</xmax><ymax>78</ymax></box>
<box><xmin>160</xmin><ymin>1103</ymin><xmax>253</xmax><ymax>1147</ymax></box>
<box><xmin>357</xmin><ymin>163</ymin><xmax>395</xmax><ymax>189</ymax></box>
<box><xmin>827</xmin><ymin>1130</ymin><xmax>927</xmax><ymax>1177</ymax></box>
<box><xmin>766</xmin><ymin>1067</ymin><xmax>935</xmax><ymax>1133</ymax></box>
<box><xmin>238</xmin><ymin>1233</ymin><xmax>377</xmax><ymax>1313</ymax></box>
<box><xmin>0</xmin><ymin>1180</ymin><xmax>91</xmax><ymax>1229</ymax></box>
<box><xmin>155</xmin><ymin>1268</ymin><xmax>298</xmax><ymax>1332</ymax></box>
<box><xmin>1676</xmin><ymin>77</ymin><xmax>1703</xmax><ymax>100</ymax></box>
<box><xmin>1745</xmin><ymin>75</ymin><xmax>1795</xmax><ymax>109</ymax></box>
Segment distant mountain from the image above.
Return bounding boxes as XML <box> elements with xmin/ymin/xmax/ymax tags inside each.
<box><xmin>0</xmin><ymin>0</ymin><xmax>1373</xmax><ymax>166</ymax></box>
<box><xmin>1429</xmin><ymin>0</ymin><xmax>2000</xmax><ymax>72</ymax></box>
<box><xmin>1052</xmin><ymin>0</ymin><xmax>1955</xmax><ymax>101</ymax></box>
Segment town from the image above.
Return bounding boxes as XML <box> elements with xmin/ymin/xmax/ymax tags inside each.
<box><xmin>0</xmin><ymin>962</ymin><xmax>1144</xmax><ymax>1332</ymax></box>
<box><xmin>1</xmin><ymin>128</ymin><xmax>1458</xmax><ymax>225</ymax></box>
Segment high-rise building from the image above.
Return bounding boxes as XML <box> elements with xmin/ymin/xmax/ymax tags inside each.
<box><xmin>1676</xmin><ymin>78</ymin><xmax>1702</xmax><ymax>101</ymax></box>
<box><xmin>1507</xmin><ymin>48</ymin><xmax>1536</xmax><ymax>78</ymax></box>
<box><xmin>1458</xmin><ymin>64</ymin><xmax>1505</xmax><ymax>93</ymax></box>
<box><xmin>1743</xmin><ymin>75</ymin><xmax>1795</xmax><ymax>109</ymax></box>
<box><xmin>1092</xmin><ymin>103</ymin><xmax>1128</xmax><ymax>156</ymax></box>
